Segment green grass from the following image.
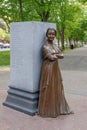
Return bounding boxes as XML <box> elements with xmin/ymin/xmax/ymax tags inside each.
<box><xmin>0</xmin><ymin>51</ymin><xmax>10</xmax><ymax>66</ymax></box>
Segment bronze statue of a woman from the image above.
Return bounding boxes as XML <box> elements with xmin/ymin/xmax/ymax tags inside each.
<box><xmin>37</xmin><ymin>28</ymin><xmax>73</xmax><ymax>118</ymax></box>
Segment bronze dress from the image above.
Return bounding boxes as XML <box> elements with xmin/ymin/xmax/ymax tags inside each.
<box><xmin>38</xmin><ymin>41</ymin><xmax>71</xmax><ymax>118</ymax></box>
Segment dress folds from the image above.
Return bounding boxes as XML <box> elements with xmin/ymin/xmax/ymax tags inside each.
<box><xmin>38</xmin><ymin>42</ymin><xmax>71</xmax><ymax>118</ymax></box>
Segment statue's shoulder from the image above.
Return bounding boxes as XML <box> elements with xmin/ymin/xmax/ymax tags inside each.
<box><xmin>53</xmin><ymin>43</ymin><xmax>58</xmax><ymax>47</ymax></box>
<box><xmin>43</xmin><ymin>41</ymin><xmax>49</xmax><ymax>48</ymax></box>
<box><xmin>42</xmin><ymin>42</ymin><xmax>50</xmax><ymax>53</ymax></box>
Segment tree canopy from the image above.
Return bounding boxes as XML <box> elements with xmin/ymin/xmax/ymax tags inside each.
<box><xmin>0</xmin><ymin>0</ymin><xmax>87</xmax><ymax>49</ymax></box>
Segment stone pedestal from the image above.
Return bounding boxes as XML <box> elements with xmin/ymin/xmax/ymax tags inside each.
<box><xmin>3</xmin><ymin>21</ymin><xmax>56</xmax><ymax>115</ymax></box>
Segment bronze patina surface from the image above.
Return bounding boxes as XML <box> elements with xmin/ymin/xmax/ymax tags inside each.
<box><xmin>38</xmin><ymin>28</ymin><xmax>72</xmax><ymax>118</ymax></box>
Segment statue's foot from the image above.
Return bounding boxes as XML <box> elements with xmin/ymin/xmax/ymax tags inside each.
<box><xmin>68</xmin><ymin>110</ymin><xmax>74</xmax><ymax>114</ymax></box>
<box><xmin>61</xmin><ymin>110</ymin><xmax>74</xmax><ymax>115</ymax></box>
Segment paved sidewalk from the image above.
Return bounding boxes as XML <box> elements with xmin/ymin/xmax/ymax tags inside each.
<box><xmin>0</xmin><ymin>90</ymin><xmax>87</xmax><ymax>130</ymax></box>
<box><xmin>0</xmin><ymin>46</ymin><xmax>87</xmax><ymax>130</ymax></box>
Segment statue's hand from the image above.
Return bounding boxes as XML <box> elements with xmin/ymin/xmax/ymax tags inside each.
<box><xmin>56</xmin><ymin>53</ymin><xmax>64</xmax><ymax>59</ymax></box>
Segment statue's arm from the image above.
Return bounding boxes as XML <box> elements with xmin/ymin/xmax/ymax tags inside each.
<box><xmin>42</xmin><ymin>45</ymin><xmax>57</xmax><ymax>61</ymax></box>
<box><xmin>56</xmin><ymin>53</ymin><xmax>64</xmax><ymax>59</ymax></box>
<box><xmin>53</xmin><ymin>44</ymin><xmax>64</xmax><ymax>59</ymax></box>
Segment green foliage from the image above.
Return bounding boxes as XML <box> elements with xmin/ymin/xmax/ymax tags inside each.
<box><xmin>3</xmin><ymin>33</ymin><xmax>10</xmax><ymax>41</ymax></box>
<box><xmin>0</xmin><ymin>28</ymin><xmax>10</xmax><ymax>41</ymax></box>
<box><xmin>84</xmin><ymin>31</ymin><xmax>87</xmax><ymax>42</ymax></box>
<box><xmin>0</xmin><ymin>0</ymin><xmax>87</xmax><ymax>50</ymax></box>
<box><xmin>0</xmin><ymin>28</ymin><xmax>5</xmax><ymax>39</ymax></box>
<box><xmin>77</xmin><ymin>0</ymin><xmax>87</xmax><ymax>3</ymax></box>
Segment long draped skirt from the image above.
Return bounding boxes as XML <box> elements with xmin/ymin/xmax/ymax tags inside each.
<box><xmin>38</xmin><ymin>59</ymin><xmax>71</xmax><ymax>118</ymax></box>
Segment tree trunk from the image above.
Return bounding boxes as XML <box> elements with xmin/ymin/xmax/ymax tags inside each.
<box><xmin>41</xmin><ymin>11</ymin><xmax>49</xmax><ymax>22</ymax></box>
<box><xmin>57</xmin><ymin>37</ymin><xmax>60</xmax><ymax>47</ymax></box>
<box><xmin>19</xmin><ymin>0</ymin><xmax>23</xmax><ymax>21</ymax></box>
<box><xmin>60</xmin><ymin>27</ymin><xmax>65</xmax><ymax>50</ymax></box>
<box><xmin>68</xmin><ymin>37</ymin><xmax>72</xmax><ymax>46</ymax></box>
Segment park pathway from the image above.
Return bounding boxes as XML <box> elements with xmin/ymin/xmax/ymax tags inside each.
<box><xmin>59</xmin><ymin>45</ymin><xmax>87</xmax><ymax>96</ymax></box>
<box><xmin>0</xmin><ymin>46</ymin><xmax>87</xmax><ymax>130</ymax></box>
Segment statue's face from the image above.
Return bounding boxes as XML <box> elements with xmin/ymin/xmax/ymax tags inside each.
<box><xmin>47</xmin><ymin>29</ymin><xmax>55</xmax><ymax>41</ymax></box>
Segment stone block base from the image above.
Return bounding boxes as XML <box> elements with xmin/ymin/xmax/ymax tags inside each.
<box><xmin>3</xmin><ymin>86</ymin><xmax>39</xmax><ymax>116</ymax></box>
